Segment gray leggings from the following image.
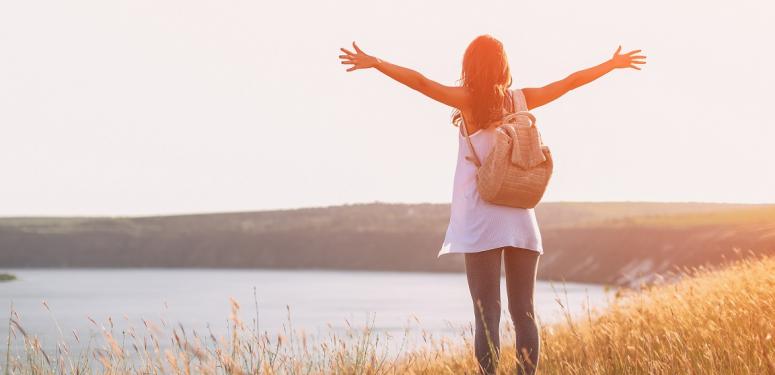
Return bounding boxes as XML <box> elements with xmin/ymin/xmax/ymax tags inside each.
<box><xmin>465</xmin><ymin>247</ymin><xmax>540</xmax><ymax>375</ymax></box>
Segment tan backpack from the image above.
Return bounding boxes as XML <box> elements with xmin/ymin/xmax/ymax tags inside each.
<box><xmin>458</xmin><ymin>89</ymin><xmax>553</xmax><ymax>209</ymax></box>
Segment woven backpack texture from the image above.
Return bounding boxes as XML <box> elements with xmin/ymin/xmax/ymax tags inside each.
<box><xmin>458</xmin><ymin>89</ymin><xmax>553</xmax><ymax>209</ymax></box>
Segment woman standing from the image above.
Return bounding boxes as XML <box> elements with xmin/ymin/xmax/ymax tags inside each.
<box><xmin>339</xmin><ymin>35</ymin><xmax>645</xmax><ymax>374</ymax></box>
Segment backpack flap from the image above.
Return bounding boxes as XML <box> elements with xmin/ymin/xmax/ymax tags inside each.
<box><xmin>501</xmin><ymin>124</ymin><xmax>547</xmax><ymax>169</ymax></box>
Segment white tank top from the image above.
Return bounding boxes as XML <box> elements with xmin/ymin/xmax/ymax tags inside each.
<box><xmin>437</xmin><ymin>88</ymin><xmax>543</xmax><ymax>257</ymax></box>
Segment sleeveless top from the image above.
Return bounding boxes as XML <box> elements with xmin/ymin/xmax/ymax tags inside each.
<box><xmin>437</xmin><ymin>88</ymin><xmax>544</xmax><ymax>257</ymax></box>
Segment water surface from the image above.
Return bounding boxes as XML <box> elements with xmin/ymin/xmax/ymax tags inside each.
<box><xmin>1</xmin><ymin>269</ymin><xmax>610</xmax><ymax>355</ymax></box>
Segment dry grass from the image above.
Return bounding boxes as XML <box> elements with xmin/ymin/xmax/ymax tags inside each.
<box><xmin>4</xmin><ymin>255</ymin><xmax>775</xmax><ymax>374</ymax></box>
<box><xmin>536</xmin><ymin>254</ymin><xmax>775</xmax><ymax>375</ymax></box>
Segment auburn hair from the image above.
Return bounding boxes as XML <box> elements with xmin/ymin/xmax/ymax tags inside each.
<box><xmin>452</xmin><ymin>35</ymin><xmax>513</xmax><ymax>131</ymax></box>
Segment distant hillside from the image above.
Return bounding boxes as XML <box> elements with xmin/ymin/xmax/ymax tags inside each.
<box><xmin>539</xmin><ymin>205</ymin><xmax>775</xmax><ymax>285</ymax></box>
<box><xmin>1</xmin><ymin>202</ymin><xmax>773</xmax><ymax>286</ymax></box>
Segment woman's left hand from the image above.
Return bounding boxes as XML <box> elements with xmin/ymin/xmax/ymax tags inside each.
<box><xmin>339</xmin><ymin>42</ymin><xmax>379</xmax><ymax>72</ymax></box>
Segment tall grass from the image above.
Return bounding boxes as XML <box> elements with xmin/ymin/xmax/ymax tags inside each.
<box><xmin>537</xmin><ymin>253</ymin><xmax>775</xmax><ymax>374</ymax></box>
<box><xmin>4</xmin><ymin>254</ymin><xmax>775</xmax><ymax>374</ymax></box>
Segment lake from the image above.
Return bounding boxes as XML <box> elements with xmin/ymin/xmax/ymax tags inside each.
<box><xmin>1</xmin><ymin>269</ymin><xmax>610</xmax><ymax>357</ymax></box>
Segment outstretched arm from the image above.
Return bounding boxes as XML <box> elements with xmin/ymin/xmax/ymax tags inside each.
<box><xmin>339</xmin><ymin>42</ymin><xmax>470</xmax><ymax>110</ymax></box>
<box><xmin>523</xmin><ymin>46</ymin><xmax>647</xmax><ymax>110</ymax></box>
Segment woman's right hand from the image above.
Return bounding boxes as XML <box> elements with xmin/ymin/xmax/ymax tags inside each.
<box><xmin>610</xmin><ymin>46</ymin><xmax>647</xmax><ymax>70</ymax></box>
<box><xmin>339</xmin><ymin>42</ymin><xmax>380</xmax><ymax>72</ymax></box>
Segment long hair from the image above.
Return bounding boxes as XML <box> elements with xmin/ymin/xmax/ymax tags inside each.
<box><xmin>452</xmin><ymin>35</ymin><xmax>513</xmax><ymax>130</ymax></box>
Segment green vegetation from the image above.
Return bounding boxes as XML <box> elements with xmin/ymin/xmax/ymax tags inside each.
<box><xmin>0</xmin><ymin>273</ymin><xmax>16</xmax><ymax>282</ymax></box>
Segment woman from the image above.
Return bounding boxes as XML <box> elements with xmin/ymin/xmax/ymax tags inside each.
<box><xmin>339</xmin><ymin>35</ymin><xmax>645</xmax><ymax>374</ymax></box>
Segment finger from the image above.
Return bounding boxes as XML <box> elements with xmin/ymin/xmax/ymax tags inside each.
<box><xmin>346</xmin><ymin>66</ymin><xmax>357</xmax><ymax>72</ymax></box>
<box><xmin>353</xmin><ymin>41</ymin><xmax>363</xmax><ymax>54</ymax></box>
<box><xmin>629</xmin><ymin>64</ymin><xmax>641</xmax><ymax>70</ymax></box>
<box><xmin>626</xmin><ymin>49</ymin><xmax>642</xmax><ymax>55</ymax></box>
<box><xmin>615</xmin><ymin>45</ymin><xmax>622</xmax><ymax>55</ymax></box>
<box><xmin>631</xmin><ymin>60</ymin><xmax>647</xmax><ymax>64</ymax></box>
<box><xmin>340</xmin><ymin>60</ymin><xmax>355</xmax><ymax>65</ymax></box>
<box><xmin>338</xmin><ymin>54</ymin><xmax>353</xmax><ymax>59</ymax></box>
<box><xmin>340</xmin><ymin>47</ymin><xmax>356</xmax><ymax>55</ymax></box>
<box><xmin>630</xmin><ymin>55</ymin><xmax>647</xmax><ymax>59</ymax></box>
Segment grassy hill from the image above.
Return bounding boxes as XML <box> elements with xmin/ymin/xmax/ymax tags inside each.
<box><xmin>404</xmin><ymin>255</ymin><xmax>775</xmax><ymax>374</ymax></box>
<box><xmin>1</xmin><ymin>202</ymin><xmax>773</xmax><ymax>286</ymax></box>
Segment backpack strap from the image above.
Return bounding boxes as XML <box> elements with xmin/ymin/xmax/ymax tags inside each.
<box><xmin>460</xmin><ymin>112</ymin><xmax>482</xmax><ymax>167</ymax></box>
<box><xmin>512</xmin><ymin>88</ymin><xmax>527</xmax><ymax>112</ymax></box>
<box><xmin>461</xmin><ymin>89</ymin><xmax>520</xmax><ymax>168</ymax></box>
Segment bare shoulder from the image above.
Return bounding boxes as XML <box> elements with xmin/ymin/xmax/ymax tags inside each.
<box><xmin>520</xmin><ymin>87</ymin><xmax>540</xmax><ymax>110</ymax></box>
<box><xmin>415</xmin><ymin>79</ymin><xmax>473</xmax><ymax>111</ymax></box>
<box><xmin>449</xmin><ymin>85</ymin><xmax>474</xmax><ymax>111</ymax></box>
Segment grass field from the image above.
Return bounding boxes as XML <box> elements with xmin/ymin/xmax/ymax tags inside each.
<box><xmin>4</xmin><ymin>254</ymin><xmax>774</xmax><ymax>374</ymax></box>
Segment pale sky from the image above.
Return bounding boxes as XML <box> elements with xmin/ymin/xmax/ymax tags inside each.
<box><xmin>1</xmin><ymin>0</ymin><xmax>773</xmax><ymax>216</ymax></box>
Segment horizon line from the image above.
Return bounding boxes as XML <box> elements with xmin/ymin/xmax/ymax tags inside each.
<box><xmin>1</xmin><ymin>200</ymin><xmax>772</xmax><ymax>220</ymax></box>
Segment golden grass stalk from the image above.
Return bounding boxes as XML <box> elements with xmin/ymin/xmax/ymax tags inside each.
<box><xmin>3</xmin><ymin>254</ymin><xmax>774</xmax><ymax>374</ymax></box>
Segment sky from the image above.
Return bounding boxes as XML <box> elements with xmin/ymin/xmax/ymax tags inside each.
<box><xmin>0</xmin><ymin>0</ymin><xmax>773</xmax><ymax>216</ymax></box>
